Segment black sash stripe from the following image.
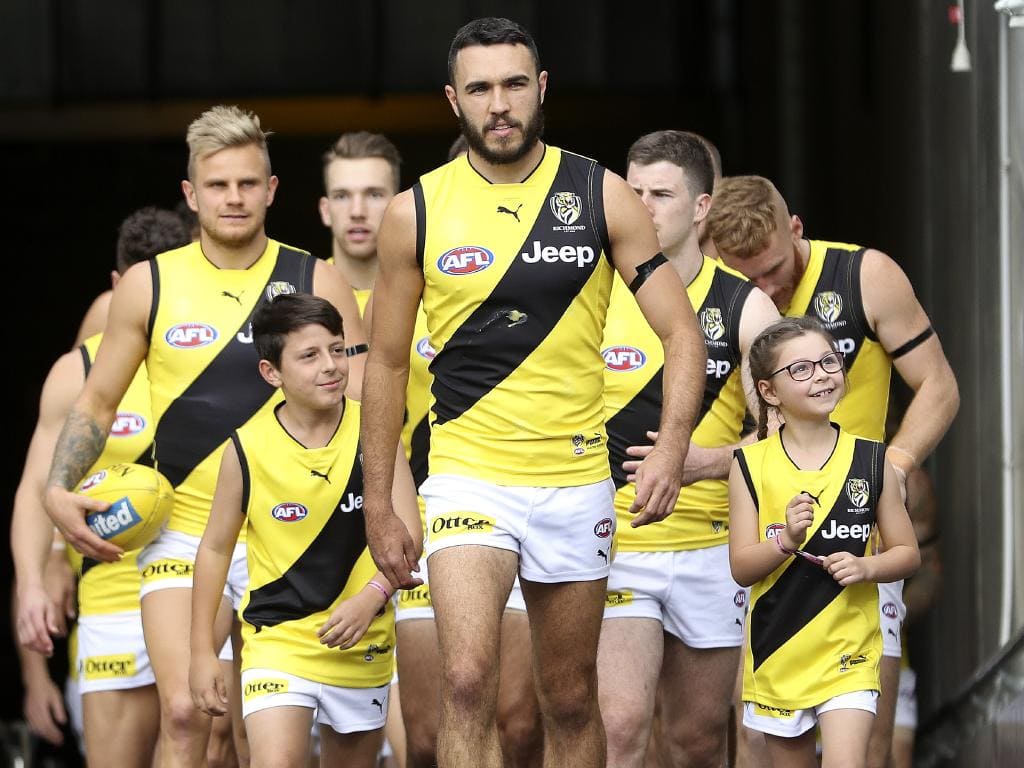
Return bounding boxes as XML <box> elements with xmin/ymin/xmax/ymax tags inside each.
<box><xmin>605</xmin><ymin>368</ymin><xmax>663</xmax><ymax>489</ymax></box>
<box><xmin>750</xmin><ymin>439</ymin><xmax>880</xmax><ymax>671</ymax></box>
<box><xmin>154</xmin><ymin>247</ymin><xmax>314</xmax><ymax>488</ymax></box>
<box><xmin>697</xmin><ymin>270</ymin><xmax>754</xmax><ymax>426</ymax></box>
<box><xmin>807</xmin><ymin>247</ymin><xmax>869</xmax><ymax>370</ymax></box>
<box><xmin>242</xmin><ymin>450</ymin><xmax>366</xmax><ymax>629</ymax></box>
<box><xmin>429</xmin><ymin>154</ymin><xmax>608</xmax><ymax>426</ymax></box>
<box><xmin>409</xmin><ymin>414</ymin><xmax>430</xmax><ymax>488</ymax></box>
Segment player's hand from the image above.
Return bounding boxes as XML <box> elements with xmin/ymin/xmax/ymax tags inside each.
<box><xmin>781</xmin><ymin>493</ymin><xmax>815</xmax><ymax>550</ymax></box>
<box><xmin>44</xmin><ymin>548</ymin><xmax>78</xmax><ymax>622</ymax></box>
<box><xmin>364</xmin><ymin>500</ymin><xmax>422</xmax><ymax>591</ymax></box>
<box><xmin>43</xmin><ymin>486</ymin><xmax>122</xmax><ymax>562</ymax></box>
<box><xmin>318</xmin><ymin>589</ymin><xmax>382</xmax><ymax>649</ymax></box>
<box><xmin>821</xmin><ymin>551</ymin><xmax>872</xmax><ymax>586</ymax></box>
<box><xmin>629</xmin><ymin>443</ymin><xmax>684</xmax><ymax>527</ymax></box>
<box><xmin>23</xmin><ymin>673</ymin><xmax>67</xmax><ymax>745</ymax></box>
<box><xmin>189</xmin><ymin>651</ymin><xmax>228</xmax><ymax>717</ymax></box>
<box><xmin>624</xmin><ymin>432</ymin><xmax>713</xmax><ymax>486</ymax></box>
<box><xmin>16</xmin><ymin>583</ymin><xmax>64</xmax><ymax>656</ymax></box>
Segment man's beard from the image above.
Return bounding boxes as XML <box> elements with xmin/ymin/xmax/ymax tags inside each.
<box><xmin>458</xmin><ymin>98</ymin><xmax>545</xmax><ymax>166</ymax></box>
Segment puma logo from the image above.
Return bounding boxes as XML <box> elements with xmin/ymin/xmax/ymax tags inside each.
<box><xmin>310</xmin><ymin>469</ymin><xmax>331</xmax><ymax>484</ymax></box>
<box><xmin>596</xmin><ymin>548</ymin><xmax>608</xmax><ymax>564</ymax></box>
<box><xmin>221</xmin><ymin>290</ymin><xmax>243</xmax><ymax>305</ymax></box>
<box><xmin>497</xmin><ymin>203</ymin><xmax>523</xmax><ymax>222</ymax></box>
<box><xmin>371</xmin><ymin>698</ymin><xmax>384</xmax><ymax>715</ymax></box>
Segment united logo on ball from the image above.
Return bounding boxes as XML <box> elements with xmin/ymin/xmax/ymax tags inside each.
<box><xmin>76</xmin><ymin>463</ymin><xmax>174</xmax><ymax>551</ymax></box>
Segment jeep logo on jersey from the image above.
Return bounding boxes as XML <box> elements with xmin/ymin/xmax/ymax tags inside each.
<box><xmin>602</xmin><ymin>345</ymin><xmax>646</xmax><ymax>372</ymax></box>
<box><xmin>846</xmin><ymin>478</ymin><xmax>869</xmax><ymax>508</ymax></box>
<box><xmin>882</xmin><ymin>601</ymin><xmax>899</xmax><ymax>619</ymax></box>
<box><xmin>415</xmin><ymin>337</ymin><xmax>437</xmax><ymax>360</ymax></box>
<box><xmin>814</xmin><ymin>292</ymin><xmax>843</xmax><ymax>323</ymax></box>
<box><xmin>764</xmin><ymin>522</ymin><xmax>786</xmax><ymax>539</ymax></box>
<box><xmin>706</xmin><ymin>359</ymin><xmax>732</xmax><ymax>379</ymax></box>
<box><xmin>594</xmin><ymin>518</ymin><xmax>613</xmax><ymax>538</ymax></box>
<box><xmin>521</xmin><ymin>241</ymin><xmax>595</xmax><ymax>268</ymax></box>
<box><xmin>271</xmin><ymin>502</ymin><xmax>308</xmax><ymax>522</ymax></box>
<box><xmin>86</xmin><ymin>498</ymin><xmax>142</xmax><ymax>540</ymax></box>
<box><xmin>79</xmin><ymin>470</ymin><xmax>107</xmax><ymax>492</ymax></box>
<box><xmin>338</xmin><ymin>493</ymin><xmax>363</xmax><ymax>514</ymax></box>
<box><xmin>700</xmin><ymin>307</ymin><xmax>726</xmax><ymax>341</ymax></box>
<box><xmin>549</xmin><ymin>192</ymin><xmax>582</xmax><ymax>226</ymax></box>
<box><xmin>110</xmin><ymin>412</ymin><xmax>146</xmax><ymax>437</ymax></box>
<box><xmin>437</xmin><ymin>246</ymin><xmax>494</xmax><ymax>275</ymax></box>
<box><xmin>820</xmin><ymin>519</ymin><xmax>871</xmax><ymax>542</ymax></box>
<box><xmin>165</xmin><ymin>322</ymin><xmax>218</xmax><ymax>348</ymax></box>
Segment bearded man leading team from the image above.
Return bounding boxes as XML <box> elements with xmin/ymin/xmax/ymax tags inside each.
<box><xmin>360</xmin><ymin>17</ymin><xmax>706</xmax><ymax>768</ymax></box>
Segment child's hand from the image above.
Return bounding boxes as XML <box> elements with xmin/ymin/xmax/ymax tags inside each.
<box><xmin>317</xmin><ymin>589</ymin><xmax>383</xmax><ymax>649</ymax></box>
<box><xmin>821</xmin><ymin>551</ymin><xmax>872</xmax><ymax>585</ymax></box>
<box><xmin>190</xmin><ymin>651</ymin><xmax>228</xmax><ymax>717</ymax></box>
<box><xmin>781</xmin><ymin>493</ymin><xmax>815</xmax><ymax>550</ymax></box>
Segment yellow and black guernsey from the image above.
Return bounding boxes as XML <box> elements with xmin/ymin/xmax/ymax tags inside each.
<box><xmin>603</xmin><ymin>256</ymin><xmax>753</xmax><ymax>550</ymax></box>
<box><xmin>415</xmin><ymin>147</ymin><xmax>614</xmax><ymax>485</ymax></box>
<box><xmin>77</xmin><ymin>334</ymin><xmax>155</xmax><ymax>616</ymax></box>
<box><xmin>147</xmin><ymin>239</ymin><xmax>315</xmax><ymax>537</ymax></box>
<box><xmin>788</xmin><ymin>240</ymin><xmax>890</xmax><ymax>440</ymax></box>
<box><xmin>402</xmin><ymin>303</ymin><xmax>433</xmax><ymax>512</ymax></box>
<box><xmin>234</xmin><ymin>399</ymin><xmax>394</xmax><ymax>687</ymax></box>
<box><xmin>734</xmin><ymin>428</ymin><xmax>885</xmax><ymax>709</ymax></box>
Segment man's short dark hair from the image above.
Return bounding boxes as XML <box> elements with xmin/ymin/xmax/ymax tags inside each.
<box><xmin>252</xmin><ymin>293</ymin><xmax>344</xmax><ymax>369</ymax></box>
<box><xmin>627</xmin><ymin>131</ymin><xmax>715</xmax><ymax>198</ymax></box>
<box><xmin>322</xmin><ymin>131</ymin><xmax>403</xmax><ymax>192</ymax></box>
<box><xmin>448</xmin><ymin>17</ymin><xmax>541</xmax><ymax>85</ymax></box>
<box><xmin>116</xmin><ymin>207</ymin><xmax>190</xmax><ymax>274</ymax></box>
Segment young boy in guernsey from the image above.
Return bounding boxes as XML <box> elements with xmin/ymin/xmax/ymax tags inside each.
<box><xmin>728</xmin><ymin>316</ymin><xmax>920</xmax><ymax>768</ymax></box>
<box><xmin>189</xmin><ymin>292</ymin><xmax>422</xmax><ymax>768</ymax></box>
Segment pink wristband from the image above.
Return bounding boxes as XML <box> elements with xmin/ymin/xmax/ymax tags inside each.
<box><xmin>367</xmin><ymin>580</ymin><xmax>392</xmax><ymax>603</ymax></box>
<box><xmin>774</xmin><ymin>533</ymin><xmax>793</xmax><ymax>556</ymax></box>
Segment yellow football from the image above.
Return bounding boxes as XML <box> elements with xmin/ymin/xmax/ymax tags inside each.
<box><xmin>76</xmin><ymin>463</ymin><xmax>174</xmax><ymax>551</ymax></box>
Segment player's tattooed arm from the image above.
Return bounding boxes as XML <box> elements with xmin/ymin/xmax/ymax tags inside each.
<box><xmin>46</xmin><ymin>409</ymin><xmax>106</xmax><ymax>491</ymax></box>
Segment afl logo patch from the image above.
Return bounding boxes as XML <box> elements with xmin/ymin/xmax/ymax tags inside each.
<box><xmin>415</xmin><ymin>337</ymin><xmax>437</xmax><ymax>360</ymax></box>
<box><xmin>734</xmin><ymin>590</ymin><xmax>747</xmax><ymax>608</ymax></box>
<box><xmin>602</xmin><ymin>346</ymin><xmax>646</xmax><ymax>372</ymax></box>
<box><xmin>79</xmin><ymin>470</ymin><xmax>107</xmax><ymax>492</ymax></box>
<box><xmin>165</xmin><ymin>323</ymin><xmax>218</xmax><ymax>349</ymax></box>
<box><xmin>437</xmin><ymin>246</ymin><xmax>494</xmax><ymax>275</ymax></box>
<box><xmin>271</xmin><ymin>503</ymin><xmax>308</xmax><ymax>523</ymax></box>
<box><xmin>765</xmin><ymin>523</ymin><xmax>786</xmax><ymax>539</ymax></box>
<box><xmin>110</xmin><ymin>412</ymin><xmax>146</xmax><ymax>437</ymax></box>
<box><xmin>813</xmin><ymin>292</ymin><xmax>843</xmax><ymax>323</ymax></box>
<box><xmin>594</xmin><ymin>518</ymin><xmax>613</xmax><ymax>538</ymax></box>
<box><xmin>882</xmin><ymin>601</ymin><xmax>899</xmax><ymax>619</ymax></box>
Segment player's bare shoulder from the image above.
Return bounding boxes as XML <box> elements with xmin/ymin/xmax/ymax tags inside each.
<box><xmin>377</xmin><ymin>189</ymin><xmax>418</xmax><ymax>266</ymax></box>
<box><xmin>107</xmin><ymin>259</ymin><xmax>154</xmax><ymax>329</ymax></box>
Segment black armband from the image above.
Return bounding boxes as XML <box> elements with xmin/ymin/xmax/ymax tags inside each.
<box><xmin>629</xmin><ymin>252</ymin><xmax>669</xmax><ymax>294</ymax></box>
<box><xmin>890</xmin><ymin>326</ymin><xmax>934</xmax><ymax>359</ymax></box>
<box><xmin>345</xmin><ymin>343</ymin><xmax>369</xmax><ymax>357</ymax></box>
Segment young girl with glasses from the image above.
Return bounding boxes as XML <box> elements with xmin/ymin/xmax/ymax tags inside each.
<box><xmin>728</xmin><ymin>316</ymin><xmax>919</xmax><ymax>768</ymax></box>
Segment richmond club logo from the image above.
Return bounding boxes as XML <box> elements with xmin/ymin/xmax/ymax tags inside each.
<box><xmin>814</xmin><ymin>292</ymin><xmax>843</xmax><ymax>323</ymax></box>
<box><xmin>602</xmin><ymin>345</ymin><xmax>646</xmax><ymax>372</ymax></box>
<box><xmin>846</xmin><ymin>478</ymin><xmax>870</xmax><ymax>508</ymax></box>
<box><xmin>437</xmin><ymin>246</ymin><xmax>494</xmax><ymax>275</ymax></box>
<box><xmin>549</xmin><ymin>192</ymin><xmax>582</xmax><ymax>226</ymax></box>
<box><xmin>265</xmin><ymin>281</ymin><xmax>297</xmax><ymax>301</ymax></box>
<box><xmin>699</xmin><ymin>307</ymin><xmax>726</xmax><ymax>341</ymax></box>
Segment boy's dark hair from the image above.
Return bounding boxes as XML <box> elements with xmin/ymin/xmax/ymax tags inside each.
<box><xmin>447</xmin><ymin>17</ymin><xmax>540</xmax><ymax>85</ymax></box>
<box><xmin>252</xmin><ymin>293</ymin><xmax>344</xmax><ymax>368</ymax></box>
<box><xmin>116</xmin><ymin>207</ymin><xmax>190</xmax><ymax>274</ymax></box>
<box><xmin>627</xmin><ymin>131</ymin><xmax>715</xmax><ymax>198</ymax></box>
<box><xmin>322</xmin><ymin>131</ymin><xmax>403</xmax><ymax>192</ymax></box>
